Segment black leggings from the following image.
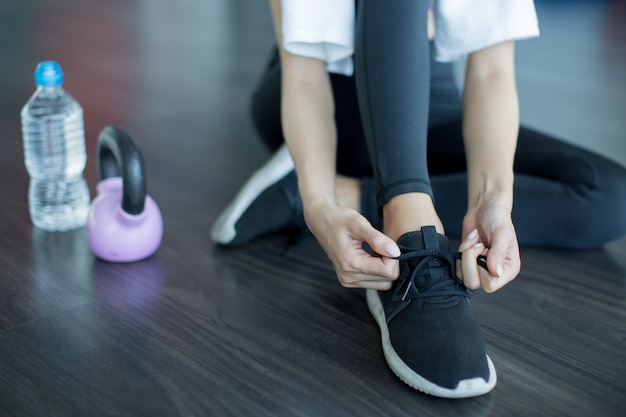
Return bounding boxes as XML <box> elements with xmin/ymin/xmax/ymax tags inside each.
<box><xmin>250</xmin><ymin>49</ymin><xmax>626</xmax><ymax>250</ymax></box>
<box><xmin>354</xmin><ymin>0</ymin><xmax>432</xmax><ymax>209</ymax></box>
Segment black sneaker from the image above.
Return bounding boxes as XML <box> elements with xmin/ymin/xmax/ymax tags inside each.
<box><xmin>366</xmin><ymin>226</ymin><xmax>496</xmax><ymax>398</ymax></box>
<box><xmin>211</xmin><ymin>145</ymin><xmax>304</xmax><ymax>246</ymax></box>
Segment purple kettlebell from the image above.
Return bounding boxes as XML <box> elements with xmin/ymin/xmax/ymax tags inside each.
<box><xmin>86</xmin><ymin>126</ymin><xmax>163</xmax><ymax>262</ymax></box>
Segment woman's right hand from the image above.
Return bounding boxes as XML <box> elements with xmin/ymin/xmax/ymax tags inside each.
<box><xmin>304</xmin><ymin>202</ymin><xmax>400</xmax><ymax>290</ymax></box>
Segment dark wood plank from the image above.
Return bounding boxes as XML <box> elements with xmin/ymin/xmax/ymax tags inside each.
<box><xmin>0</xmin><ymin>1</ymin><xmax>625</xmax><ymax>416</ymax></box>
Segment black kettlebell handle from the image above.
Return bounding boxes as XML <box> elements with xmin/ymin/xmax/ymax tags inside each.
<box><xmin>97</xmin><ymin>126</ymin><xmax>147</xmax><ymax>215</ymax></box>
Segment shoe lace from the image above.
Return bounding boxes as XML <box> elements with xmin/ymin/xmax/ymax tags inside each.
<box><xmin>394</xmin><ymin>248</ymin><xmax>469</xmax><ymax>302</ymax></box>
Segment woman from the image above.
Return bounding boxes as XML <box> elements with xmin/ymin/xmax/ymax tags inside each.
<box><xmin>212</xmin><ymin>0</ymin><xmax>626</xmax><ymax>398</ymax></box>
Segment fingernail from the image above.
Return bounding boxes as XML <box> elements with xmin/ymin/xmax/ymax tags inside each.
<box><xmin>468</xmin><ymin>229</ymin><xmax>478</xmax><ymax>240</ymax></box>
<box><xmin>473</xmin><ymin>242</ymin><xmax>484</xmax><ymax>248</ymax></box>
<box><xmin>385</xmin><ymin>244</ymin><xmax>401</xmax><ymax>258</ymax></box>
<box><xmin>496</xmin><ymin>263</ymin><xmax>503</xmax><ymax>277</ymax></box>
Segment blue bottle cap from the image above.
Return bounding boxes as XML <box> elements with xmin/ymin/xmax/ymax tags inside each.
<box><xmin>34</xmin><ymin>61</ymin><xmax>64</xmax><ymax>87</ymax></box>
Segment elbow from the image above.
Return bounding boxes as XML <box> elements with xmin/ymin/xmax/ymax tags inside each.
<box><xmin>466</xmin><ymin>41</ymin><xmax>516</xmax><ymax>84</ymax></box>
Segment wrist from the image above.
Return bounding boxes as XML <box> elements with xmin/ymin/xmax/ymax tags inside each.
<box><xmin>297</xmin><ymin>175</ymin><xmax>336</xmax><ymax>212</ymax></box>
<box><xmin>301</xmin><ymin>193</ymin><xmax>339</xmax><ymax>238</ymax></box>
<box><xmin>468</xmin><ymin>169</ymin><xmax>514</xmax><ymax>210</ymax></box>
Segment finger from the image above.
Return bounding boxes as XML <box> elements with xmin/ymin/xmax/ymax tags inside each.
<box><xmin>460</xmin><ymin>242</ymin><xmax>485</xmax><ymax>290</ymax></box>
<box><xmin>483</xmin><ymin>225</ymin><xmax>514</xmax><ymax>277</ymax></box>
<box><xmin>334</xmin><ymin>242</ymin><xmax>399</xmax><ymax>286</ymax></box>
<box><xmin>478</xmin><ymin>252</ymin><xmax>520</xmax><ymax>293</ymax></box>
<box><xmin>362</xmin><ymin>226</ymin><xmax>401</xmax><ymax>259</ymax></box>
<box><xmin>337</xmin><ymin>258</ymin><xmax>399</xmax><ymax>288</ymax></box>
<box><xmin>326</xmin><ymin>221</ymin><xmax>400</xmax><ymax>289</ymax></box>
<box><xmin>342</xmin><ymin>278</ymin><xmax>394</xmax><ymax>291</ymax></box>
<box><xmin>457</xmin><ymin>229</ymin><xmax>481</xmax><ymax>282</ymax></box>
<box><xmin>482</xmin><ymin>251</ymin><xmax>521</xmax><ymax>291</ymax></box>
<box><xmin>458</xmin><ymin>228</ymin><xmax>480</xmax><ymax>252</ymax></box>
<box><xmin>351</xmin><ymin>251</ymin><xmax>400</xmax><ymax>281</ymax></box>
<box><xmin>478</xmin><ymin>268</ymin><xmax>508</xmax><ymax>293</ymax></box>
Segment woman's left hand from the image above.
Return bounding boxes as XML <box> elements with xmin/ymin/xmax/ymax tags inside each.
<box><xmin>457</xmin><ymin>201</ymin><xmax>521</xmax><ymax>293</ymax></box>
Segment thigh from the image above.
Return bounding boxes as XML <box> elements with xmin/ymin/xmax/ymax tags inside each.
<box><xmin>249</xmin><ymin>47</ymin><xmax>373</xmax><ymax>177</ymax></box>
<box><xmin>428</xmin><ymin>54</ymin><xmax>463</xmax><ymax>130</ymax></box>
<box><xmin>332</xmin><ymin>72</ymin><xmax>373</xmax><ymax>178</ymax></box>
<box><xmin>513</xmin><ymin>129</ymin><xmax>626</xmax><ymax>248</ymax></box>
<box><xmin>250</xmin><ymin>49</ymin><xmax>284</xmax><ymax>152</ymax></box>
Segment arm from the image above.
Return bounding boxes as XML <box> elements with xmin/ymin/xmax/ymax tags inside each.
<box><xmin>269</xmin><ymin>0</ymin><xmax>337</xmax><ymax>222</ymax></box>
<box><xmin>268</xmin><ymin>0</ymin><xmax>400</xmax><ymax>289</ymax></box>
<box><xmin>459</xmin><ymin>41</ymin><xmax>522</xmax><ymax>292</ymax></box>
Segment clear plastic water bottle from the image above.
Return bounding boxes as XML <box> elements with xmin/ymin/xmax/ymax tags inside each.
<box><xmin>20</xmin><ymin>61</ymin><xmax>90</xmax><ymax>231</ymax></box>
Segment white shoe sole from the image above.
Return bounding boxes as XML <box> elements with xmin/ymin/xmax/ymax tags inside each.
<box><xmin>211</xmin><ymin>145</ymin><xmax>294</xmax><ymax>245</ymax></box>
<box><xmin>366</xmin><ymin>289</ymin><xmax>497</xmax><ymax>398</ymax></box>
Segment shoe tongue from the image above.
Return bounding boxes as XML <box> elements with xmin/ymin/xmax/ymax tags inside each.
<box><xmin>397</xmin><ymin>226</ymin><xmax>455</xmax><ymax>290</ymax></box>
<box><xmin>397</xmin><ymin>226</ymin><xmax>451</xmax><ymax>252</ymax></box>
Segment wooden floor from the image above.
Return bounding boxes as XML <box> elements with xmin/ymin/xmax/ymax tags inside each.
<box><xmin>1</xmin><ymin>1</ymin><xmax>625</xmax><ymax>416</ymax></box>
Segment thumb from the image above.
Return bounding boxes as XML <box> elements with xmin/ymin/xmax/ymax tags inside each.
<box><xmin>366</xmin><ymin>229</ymin><xmax>401</xmax><ymax>259</ymax></box>
<box><xmin>485</xmin><ymin>227</ymin><xmax>509</xmax><ymax>278</ymax></box>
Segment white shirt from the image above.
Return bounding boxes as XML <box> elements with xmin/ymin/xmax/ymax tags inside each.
<box><xmin>281</xmin><ymin>0</ymin><xmax>540</xmax><ymax>76</ymax></box>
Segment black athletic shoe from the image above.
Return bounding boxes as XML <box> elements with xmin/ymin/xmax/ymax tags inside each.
<box><xmin>211</xmin><ymin>145</ymin><xmax>304</xmax><ymax>246</ymax></box>
<box><xmin>366</xmin><ymin>226</ymin><xmax>497</xmax><ymax>398</ymax></box>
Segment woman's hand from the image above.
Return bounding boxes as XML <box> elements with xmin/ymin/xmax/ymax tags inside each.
<box><xmin>457</xmin><ymin>200</ymin><xmax>521</xmax><ymax>293</ymax></box>
<box><xmin>459</xmin><ymin>41</ymin><xmax>520</xmax><ymax>293</ymax></box>
<box><xmin>304</xmin><ymin>202</ymin><xmax>400</xmax><ymax>290</ymax></box>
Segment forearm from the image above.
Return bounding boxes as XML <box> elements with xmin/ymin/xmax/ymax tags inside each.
<box><xmin>463</xmin><ymin>41</ymin><xmax>519</xmax><ymax>211</ymax></box>
<box><xmin>281</xmin><ymin>63</ymin><xmax>337</xmax><ymax>211</ymax></box>
<box><xmin>269</xmin><ymin>0</ymin><xmax>337</xmax><ymax>212</ymax></box>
